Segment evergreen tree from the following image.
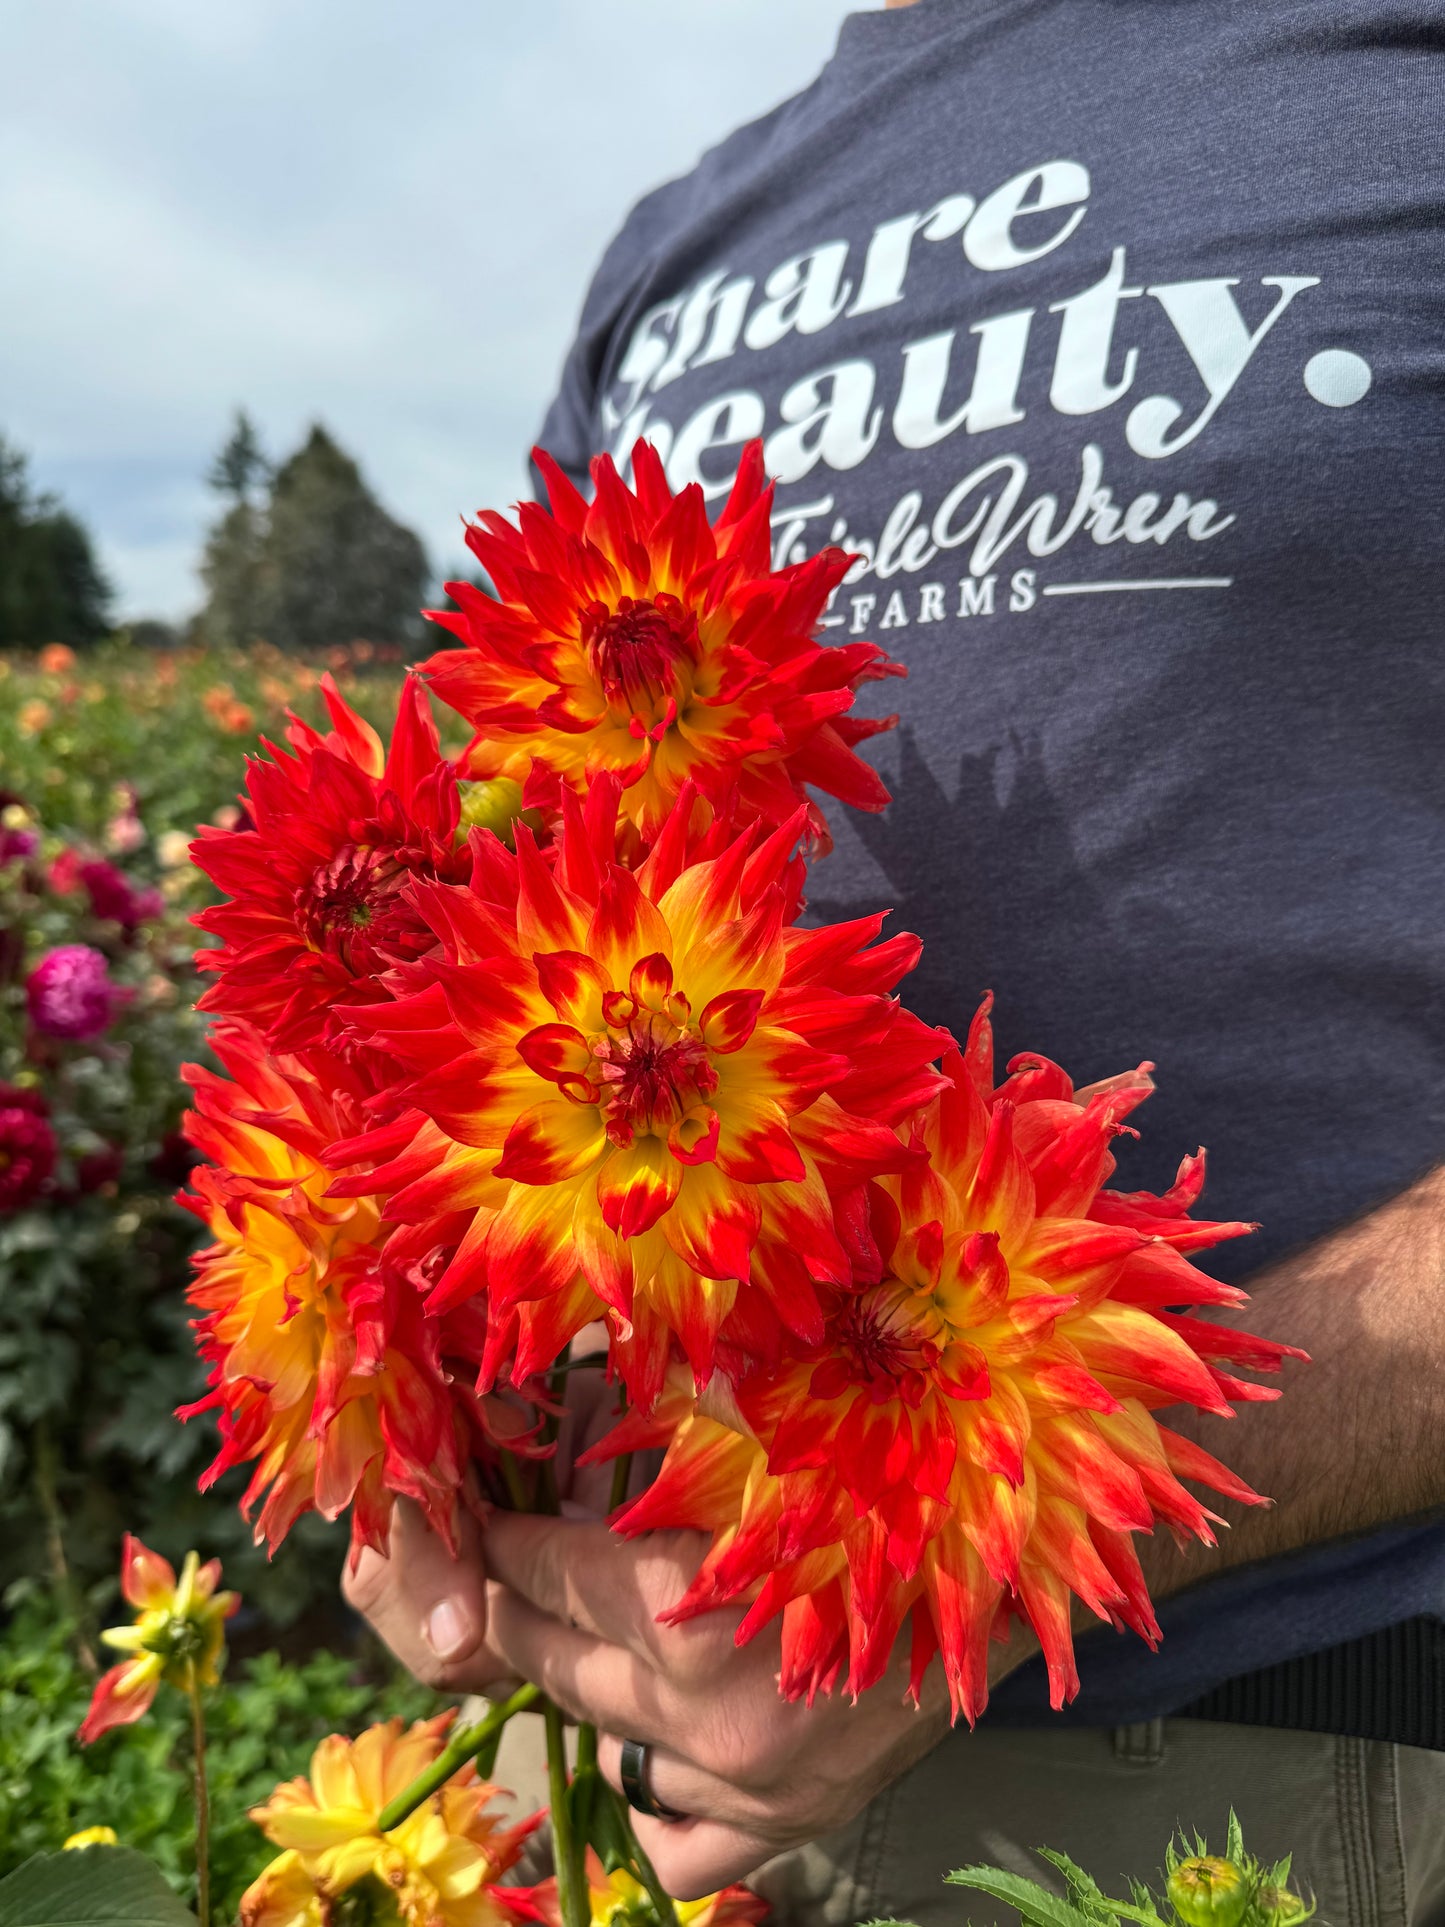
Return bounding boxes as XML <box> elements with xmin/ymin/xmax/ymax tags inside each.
<box><xmin>0</xmin><ymin>436</ymin><xmax>112</xmax><ymax>649</ymax></box>
<box><xmin>197</xmin><ymin>420</ymin><xmax>429</xmax><ymax>652</ymax></box>
<box><xmin>206</xmin><ymin>408</ymin><xmax>270</xmax><ymax>506</ymax></box>
<box><xmin>198</xmin><ymin>412</ymin><xmax>271</xmax><ymax>648</ymax></box>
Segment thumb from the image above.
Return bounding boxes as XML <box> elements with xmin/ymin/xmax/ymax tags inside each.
<box><xmin>344</xmin><ymin>1498</ymin><xmax>504</xmax><ymax>1691</ymax></box>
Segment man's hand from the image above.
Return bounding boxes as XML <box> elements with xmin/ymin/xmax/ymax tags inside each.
<box><xmin>415</xmin><ymin>1508</ymin><xmax>954</xmax><ymax>1899</ymax></box>
<box><xmin>343</xmin><ymin>1497</ymin><xmax>517</xmax><ymax>1694</ymax></box>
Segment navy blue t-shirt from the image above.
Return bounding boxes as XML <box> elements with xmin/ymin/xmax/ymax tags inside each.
<box><xmin>536</xmin><ymin>0</ymin><xmax>1445</xmax><ymax>1717</ymax></box>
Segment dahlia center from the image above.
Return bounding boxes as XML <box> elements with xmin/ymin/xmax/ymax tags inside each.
<box><xmin>593</xmin><ymin>1009</ymin><xmax>718</xmax><ymax>1150</ymax></box>
<box><xmin>811</xmin><ymin>1280</ymin><xmax>949</xmax><ymax>1407</ymax></box>
<box><xmin>581</xmin><ymin>594</ymin><xmax>695</xmax><ymax>719</ymax></box>
<box><xmin>297</xmin><ymin>844</ymin><xmax>413</xmax><ymax>968</ymax></box>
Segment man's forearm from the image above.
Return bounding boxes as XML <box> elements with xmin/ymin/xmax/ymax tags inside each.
<box><xmin>1138</xmin><ymin>1161</ymin><xmax>1445</xmax><ymax>1601</ymax></box>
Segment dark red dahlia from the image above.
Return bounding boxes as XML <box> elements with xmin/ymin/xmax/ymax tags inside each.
<box><xmin>0</xmin><ymin>1085</ymin><xmax>57</xmax><ymax>1212</ymax></box>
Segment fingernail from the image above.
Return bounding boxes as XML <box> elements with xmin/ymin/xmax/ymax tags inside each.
<box><xmin>425</xmin><ymin>1599</ymin><xmax>470</xmax><ymax>1660</ymax></box>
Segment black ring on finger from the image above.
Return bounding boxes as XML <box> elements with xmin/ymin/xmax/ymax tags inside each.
<box><xmin>619</xmin><ymin>1736</ymin><xmax>688</xmax><ymax>1822</ymax></box>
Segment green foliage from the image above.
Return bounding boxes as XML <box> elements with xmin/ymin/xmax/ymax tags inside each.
<box><xmin>0</xmin><ymin>438</ymin><xmax>111</xmax><ymax>651</ymax></box>
<box><xmin>944</xmin><ymin>1817</ymin><xmax>1313</xmax><ymax>1927</ymax></box>
<box><xmin>0</xmin><ymin>1845</ymin><xmax>197</xmax><ymax>1925</ymax></box>
<box><xmin>0</xmin><ymin>1587</ymin><xmax>440</xmax><ymax>1923</ymax></box>
<box><xmin>198</xmin><ymin>419</ymin><xmax>430</xmax><ymax>653</ymax></box>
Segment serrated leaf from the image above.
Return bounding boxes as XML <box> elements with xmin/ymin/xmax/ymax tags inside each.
<box><xmin>946</xmin><ymin>1866</ymin><xmax>1099</xmax><ymax>1926</ymax></box>
<box><xmin>0</xmin><ymin>1848</ymin><xmax>197</xmax><ymax>1925</ymax></box>
<box><xmin>1036</xmin><ymin>1849</ymin><xmax>1108</xmax><ymax>1901</ymax></box>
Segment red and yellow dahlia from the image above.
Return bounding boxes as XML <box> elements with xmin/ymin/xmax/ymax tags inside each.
<box><xmin>241</xmin><ymin>1714</ymin><xmax>537</xmax><ymax>1927</ymax></box>
<box><xmin>422</xmin><ymin>440</ymin><xmax>901</xmax><ymax>851</ymax></box>
<box><xmin>598</xmin><ymin>1000</ymin><xmax>1305</xmax><ymax>1721</ymax></box>
<box><xmin>192</xmin><ymin>675</ymin><xmax>470</xmax><ymax>1052</ymax></box>
<box><xmin>332</xmin><ymin>778</ymin><xmax>947</xmax><ymax>1408</ymax></box>
<box><xmin>79</xmin><ymin>1534</ymin><xmax>238</xmax><ymax>1744</ymax></box>
<box><xmin>179</xmin><ymin>1025</ymin><xmax>490</xmax><ymax>1561</ymax></box>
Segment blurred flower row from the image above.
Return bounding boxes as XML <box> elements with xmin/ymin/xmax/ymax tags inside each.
<box><xmin>0</xmin><ymin>792</ymin><xmax>206</xmax><ymax>1212</ymax></box>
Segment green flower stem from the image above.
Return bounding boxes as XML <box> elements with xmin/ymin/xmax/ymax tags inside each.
<box><xmin>630</xmin><ymin>1831</ymin><xmax>680</xmax><ymax>1927</ymax></box>
<box><xmin>499</xmin><ymin>1448</ymin><xmax>531</xmax><ymax>1513</ymax></box>
<box><xmin>375</xmin><ymin>1681</ymin><xmax>541</xmax><ymax>1832</ymax></box>
<box><xmin>546</xmin><ymin>1697</ymin><xmax>588</xmax><ymax>1927</ymax></box>
<box><xmin>607</xmin><ymin>1450</ymin><xmax>634</xmax><ymax>1516</ymax></box>
<box><xmin>32</xmin><ymin>1421</ymin><xmax>96</xmax><ymax>1673</ymax></box>
<box><xmin>186</xmin><ymin>1670</ymin><xmax>211</xmax><ymax>1927</ymax></box>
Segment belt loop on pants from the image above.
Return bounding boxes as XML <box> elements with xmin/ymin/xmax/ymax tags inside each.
<box><xmin>1112</xmin><ymin>1718</ymin><xmax>1167</xmax><ymax>1766</ymax></box>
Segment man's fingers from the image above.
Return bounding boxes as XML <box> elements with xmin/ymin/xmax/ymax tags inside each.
<box><xmin>485</xmin><ymin>1584</ymin><xmax>678</xmax><ymax>1737</ymax></box>
<box><xmin>342</xmin><ymin>1499</ymin><xmax>510</xmax><ymax>1692</ymax></box>
<box><xmin>594</xmin><ymin>1732</ymin><xmax>769</xmax><ymax>1833</ymax></box>
<box><xmin>483</xmin><ymin>1512</ymin><xmax>731</xmax><ymax>1668</ymax></box>
<box><xmin>618</xmin><ymin>1806</ymin><xmax>776</xmax><ymax>1903</ymax></box>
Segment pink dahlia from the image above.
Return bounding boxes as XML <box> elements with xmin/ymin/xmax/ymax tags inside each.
<box><xmin>0</xmin><ymin>825</ymin><xmax>38</xmax><ymax>865</ymax></box>
<box><xmin>28</xmin><ymin>944</ymin><xmax>120</xmax><ymax>1042</ymax></box>
<box><xmin>0</xmin><ymin>1086</ymin><xmax>56</xmax><ymax>1211</ymax></box>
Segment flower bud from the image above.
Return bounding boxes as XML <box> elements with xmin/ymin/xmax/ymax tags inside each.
<box><xmin>1167</xmin><ymin>1856</ymin><xmax>1250</xmax><ymax>1926</ymax></box>
<box><xmin>455</xmin><ymin>777</ymin><xmax>540</xmax><ymax>849</ymax></box>
<box><xmin>1256</xmin><ymin>1885</ymin><xmax>1310</xmax><ymax>1924</ymax></box>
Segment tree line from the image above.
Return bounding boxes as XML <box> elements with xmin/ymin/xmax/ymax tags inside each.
<box><xmin>0</xmin><ymin>412</ymin><xmax>432</xmax><ymax>652</ymax></box>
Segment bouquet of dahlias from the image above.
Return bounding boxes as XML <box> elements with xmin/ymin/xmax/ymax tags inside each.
<box><xmin>176</xmin><ymin>440</ymin><xmax>1301</xmax><ymax>1920</ymax></box>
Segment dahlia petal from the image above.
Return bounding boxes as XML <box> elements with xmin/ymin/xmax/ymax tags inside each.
<box><xmin>120</xmin><ymin>1533</ymin><xmax>177</xmax><ymax>1611</ymax></box>
<box><xmin>483</xmin><ymin>1173</ymin><xmax>589</xmax><ymax>1307</ymax></box>
<box><xmin>494</xmin><ymin>1098</ymin><xmax>609</xmax><ymax>1184</ymax></box>
<box><xmin>515</xmin><ymin>1022</ymin><xmax>595</xmax><ymax>1090</ymax></box>
<box><xmin>78</xmin><ymin>1659</ymin><xmax>161</xmax><ymax>1744</ymax></box>
<box><xmin>668</xmin><ymin>1106</ymin><xmax>721</xmax><ymax>1166</ymax></box>
<box><xmin>663</xmin><ymin>1160</ymin><xmax>760</xmax><ymax>1282</ymax></box>
<box><xmin>596</xmin><ymin>1137</ymin><xmax>682</xmax><ymax>1240</ymax></box>
<box><xmin>588</xmin><ymin>868</ymin><xmax>672</xmax><ymax>983</ymax></box>
<box><xmin>1157</xmin><ymin>1424</ymin><xmax>1269</xmax><ymax>1508</ymax></box>
<box><xmin>699</xmin><ymin>987</ymin><xmax>765</xmax><ymax>1055</ymax></box>
<box><xmin>628</xmin><ymin>951</ymin><xmax>674</xmax><ymax>1009</ymax></box>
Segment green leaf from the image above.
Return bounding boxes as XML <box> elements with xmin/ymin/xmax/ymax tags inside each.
<box><xmin>1225</xmin><ymin>1811</ymin><xmax>1245</xmax><ymax>1865</ymax></box>
<box><xmin>946</xmin><ymin>1865</ymin><xmax>1100</xmax><ymax>1926</ymax></box>
<box><xmin>0</xmin><ymin>1848</ymin><xmax>197</xmax><ymax>1925</ymax></box>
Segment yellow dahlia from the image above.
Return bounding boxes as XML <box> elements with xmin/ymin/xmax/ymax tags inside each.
<box><xmin>241</xmin><ymin>1715</ymin><xmax>536</xmax><ymax>1927</ymax></box>
<box><xmin>332</xmin><ymin>779</ymin><xmax>946</xmax><ymax>1408</ymax></box>
<box><xmin>422</xmin><ymin>440</ymin><xmax>901</xmax><ymax>851</ymax></box>
<box><xmin>599</xmin><ymin>1000</ymin><xmax>1305</xmax><ymax>1720</ymax></box>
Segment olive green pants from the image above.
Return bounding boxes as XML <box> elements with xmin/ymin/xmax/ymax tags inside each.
<box><xmin>751</xmin><ymin>1720</ymin><xmax>1445</xmax><ymax>1926</ymax></box>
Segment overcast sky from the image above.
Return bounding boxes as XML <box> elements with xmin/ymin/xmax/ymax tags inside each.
<box><xmin>0</xmin><ymin>0</ymin><xmax>866</xmax><ymax>621</ymax></box>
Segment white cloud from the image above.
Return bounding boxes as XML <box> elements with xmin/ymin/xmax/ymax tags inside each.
<box><xmin>0</xmin><ymin>0</ymin><xmax>868</xmax><ymax>620</ymax></box>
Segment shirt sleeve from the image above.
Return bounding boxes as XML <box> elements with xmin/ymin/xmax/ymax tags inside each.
<box><xmin>529</xmin><ymin>179</ymin><xmax>686</xmax><ymax>499</ymax></box>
